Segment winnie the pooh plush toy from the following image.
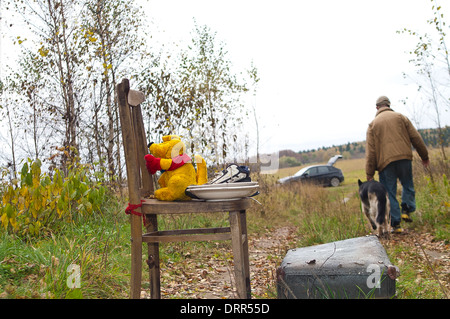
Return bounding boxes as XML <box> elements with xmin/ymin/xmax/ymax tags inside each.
<box><xmin>145</xmin><ymin>135</ymin><xmax>207</xmax><ymax>201</ymax></box>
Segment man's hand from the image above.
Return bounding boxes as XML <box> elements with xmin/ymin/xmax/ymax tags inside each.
<box><xmin>422</xmin><ymin>159</ymin><xmax>430</xmax><ymax>169</ymax></box>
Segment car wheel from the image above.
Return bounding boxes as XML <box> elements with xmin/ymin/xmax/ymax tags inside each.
<box><xmin>330</xmin><ymin>177</ymin><xmax>340</xmax><ymax>187</ymax></box>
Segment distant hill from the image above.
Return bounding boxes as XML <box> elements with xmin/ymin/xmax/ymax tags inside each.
<box><xmin>277</xmin><ymin>126</ymin><xmax>449</xmax><ymax>168</ymax></box>
<box><xmin>418</xmin><ymin>126</ymin><xmax>449</xmax><ymax>148</ymax></box>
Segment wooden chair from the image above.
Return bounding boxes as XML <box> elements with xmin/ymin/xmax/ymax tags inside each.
<box><xmin>116</xmin><ymin>78</ymin><xmax>252</xmax><ymax>299</ymax></box>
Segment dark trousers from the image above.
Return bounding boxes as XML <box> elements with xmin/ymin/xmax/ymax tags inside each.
<box><xmin>379</xmin><ymin>159</ymin><xmax>415</xmax><ymax>226</ymax></box>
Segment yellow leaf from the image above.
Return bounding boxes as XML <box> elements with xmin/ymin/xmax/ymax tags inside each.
<box><xmin>24</xmin><ymin>197</ymin><xmax>30</xmax><ymax>209</ymax></box>
<box><xmin>38</xmin><ymin>46</ymin><xmax>49</xmax><ymax>57</ymax></box>
<box><xmin>20</xmin><ymin>186</ymin><xmax>28</xmax><ymax>197</ymax></box>
<box><xmin>10</xmin><ymin>218</ymin><xmax>17</xmax><ymax>230</ymax></box>
<box><xmin>18</xmin><ymin>197</ymin><xmax>25</xmax><ymax>211</ymax></box>
<box><xmin>1</xmin><ymin>213</ymin><xmax>8</xmax><ymax>229</ymax></box>
<box><xmin>33</xmin><ymin>201</ymin><xmax>41</xmax><ymax>216</ymax></box>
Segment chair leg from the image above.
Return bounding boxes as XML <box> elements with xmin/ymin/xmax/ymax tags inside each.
<box><xmin>130</xmin><ymin>214</ymin><xmax>143</xmax><ymax>299</ymax></box>
<box><xmin>146</xmin><ymin>214</ymin><xmax>161</xmax><ymax>299</ymax></box>
<box><xmin>240</xmin><ymin>210</ymin><xmax>251</xmax><ymax>298</ymax></box>
<box><xmin>147</xmin><ymin>243</ymin><xmax>160</xmax><ymax>298</ymax></box>
<box><xmin>229</xmin><ymin>210</ymin><xmax>251</xmax><ymax>299</ymax></box>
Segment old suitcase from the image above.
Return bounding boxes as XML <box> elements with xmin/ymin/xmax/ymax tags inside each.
<box><xmin>277</xmin><ymin>236</ymin><xmax>397</xmax><ymax>299</ymax></box>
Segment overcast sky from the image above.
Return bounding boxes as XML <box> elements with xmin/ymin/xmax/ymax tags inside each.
<box><xmin>142</xmin><ymin>0</ymin><xmax>450</xmax><ymax>154</ymax></box>
<box><xmin>1</xmin><ymin>0</ymin><xmax>449</xmax><ymax>157</ymax></box>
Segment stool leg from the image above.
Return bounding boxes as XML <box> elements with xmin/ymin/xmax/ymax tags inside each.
<box><xmin>229</xmin><ymin>210</ymin><xmax>250</xmax><ymax>299</ymax></box>
<box><xmin>146</xmin><ymin>214</ymin><xmax>161</xmax><ymax>299</ymax></box>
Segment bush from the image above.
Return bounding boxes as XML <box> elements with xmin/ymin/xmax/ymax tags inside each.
<box><xmin>0</xmin><ymin>159</ymin><xmax>108</xmax><ymax>237</ymax></box>
<box><xmin>279</xmin><ymin>156</ymin><xmax>302</xmax><ymax>168</ymax></box>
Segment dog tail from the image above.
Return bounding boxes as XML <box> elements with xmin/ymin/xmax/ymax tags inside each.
<box><xmin>376</xmin><ymin>194</ymin><xmax>387</xmax><ymax>225</ymax></box>
<box><xmin>194</xmin><ymin>154</ymin><xmax>208</xmax><ymax>185</ymax></box>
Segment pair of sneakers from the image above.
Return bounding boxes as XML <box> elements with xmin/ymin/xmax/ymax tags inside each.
<box><xmin>392</xmin><ymin>203</ymin><xmax>414</xmax><ymax>233</ymax></box>
<box><xmin>209</xmin><ymin>164</ymin><xmax>251</xmax><ymax>184</ymax></box>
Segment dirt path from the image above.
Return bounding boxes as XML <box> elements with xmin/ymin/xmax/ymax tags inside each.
<box><xmin>142</xmin><ymin>226</ymin><xmax>448</xmax><ymax>299</ymax></box>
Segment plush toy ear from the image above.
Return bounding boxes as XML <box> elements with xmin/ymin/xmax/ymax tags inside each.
<box><xmin>162</xmin><ymin>135</ymin><xmax>181</xmax><ymax>142</ymax></box>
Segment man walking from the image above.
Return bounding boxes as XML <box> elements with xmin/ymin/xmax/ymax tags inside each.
<box><xmin>365</xmin><ymin>96</ymin><xmax>430</xmax><ymax>233</ymax></box>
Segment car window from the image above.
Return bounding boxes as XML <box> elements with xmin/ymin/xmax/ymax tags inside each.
<box><xmin>306</xmin><ymin>167</ymin><xmax>318</xmax><ymax>176</ymax></box>
<box><xmin>294</xmin><ymin>167</ymin><xmax>309</xmax><ymax>176</ymax></box>
<box><xmin>317</xmin><ymin>166</ymin><xmax>329</xmax><ymax>174</ymax></box>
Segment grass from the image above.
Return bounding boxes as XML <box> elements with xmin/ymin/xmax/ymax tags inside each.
<box><xmin>0</xmin><ymin>200</ymin><xmax>131</xmax><ymax>299</ymax></box>
<box><xmin>0</xmin><ymin>148</ymin><xmax>448</xmax><ymax>299</ymax></box>
<box><xmin>386</xmin><ymin>241</ymin><xmax>446</xmax><ymax>299</ymax></box>
<box><xmin>254</xmin><ymin>157</ymin><xmax>369</xmax><ymax>244</ymax></box>
<box><xmin>253</xmin><ymin>184</ymin><xmax>364</xmax><ymax>249</ymax></box>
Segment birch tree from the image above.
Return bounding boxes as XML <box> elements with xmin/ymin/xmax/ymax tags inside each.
<box><xmin>80</xmin><ymin>0</ymin><xmax>150</xmax><ymax>182</ymax></box>
<box><xmin>6</xmin><ymin>0</ymin><xmax>88</xmax><ymax>174</ymax></box>
<box><xmin>398</xmin><ymin>0</ymin><xmax>449</xmax><ymax>160</ymax></box>
<box><xmin>0</xmin><ymin>81</ymin><xmax>18</xmax><ymax>181</ymax></box>
<box><xmin>177</xmin><ymin>22</ymin><xmax>248</xmax><ymax>165</ymax></box>
<box><xmin>4</xmin><ymin>0</ymin><xmax>150</xmax><ymax>182</ymax></box>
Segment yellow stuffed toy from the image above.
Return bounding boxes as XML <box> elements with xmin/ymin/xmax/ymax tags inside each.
<box><xmin>145</xmin><ymin>135</ymin><xmax>207</xmax><ymax>201</ymax></box>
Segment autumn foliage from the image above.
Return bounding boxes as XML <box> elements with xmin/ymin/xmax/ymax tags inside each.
<box><xmin>1</xmin><ymin>159</ymin><xmax>107</xmax><ymax>236</ymax></box>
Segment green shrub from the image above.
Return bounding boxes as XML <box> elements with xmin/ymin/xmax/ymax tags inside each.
<box><xmin>1</xmin><ymin>159</ymin><xmax>108</xmax><ymax>237</ymax></box>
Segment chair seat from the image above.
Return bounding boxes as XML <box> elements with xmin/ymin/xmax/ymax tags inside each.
<box><xmin>141</xmin><ymin>197</ymin><xmax>252</xmax><ymax>215</ymax></box>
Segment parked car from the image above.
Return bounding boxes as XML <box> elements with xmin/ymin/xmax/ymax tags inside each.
<box><xmin>278</xmin><ymin>155</ymin><xmax>344</xmax><ymax>187</ymax></box>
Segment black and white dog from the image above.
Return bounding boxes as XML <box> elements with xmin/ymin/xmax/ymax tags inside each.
<box><xmin>358</xmin><ymin>179</ymin><xmax>390</xmax><ymax>237</ymax></box>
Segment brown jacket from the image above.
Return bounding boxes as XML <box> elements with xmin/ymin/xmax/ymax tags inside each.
<box><xmin>365</xmin><ymin>106</ymin><xmax>429</xmax><ymax>179</ymax></box>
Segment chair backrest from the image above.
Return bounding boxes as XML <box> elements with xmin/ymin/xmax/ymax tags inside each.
<box><xmin>116</xmin><ymin>78</ymin><xmax>154</xmax><ymax>200</ymax></box>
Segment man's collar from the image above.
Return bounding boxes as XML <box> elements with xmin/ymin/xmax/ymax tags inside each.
<box><xmin>376</xmin><ymin>106</ymin><xmax>393</xmax><ymax>116</ymax></box>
